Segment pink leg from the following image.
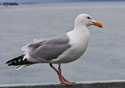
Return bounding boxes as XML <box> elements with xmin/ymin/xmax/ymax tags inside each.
<box><xmin>49</xmin><ymin>63</ymin><xmax>58</xmax><ymax>73</ymax></box>
<box><xmin>58</xmin><ymin>64</ymin><xmax>75</xmax><ymax>85</ymax></box>
<box><xmin>49</xmin><ymin>63</ymin><xmax>75</xmax><ymax>85</ymax></box>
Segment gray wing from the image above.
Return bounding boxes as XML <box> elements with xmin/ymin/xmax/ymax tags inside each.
<box><xmin>29</xmin><ymin>34</ymin><xmax>71</xmax><ymax>62</ymax></box>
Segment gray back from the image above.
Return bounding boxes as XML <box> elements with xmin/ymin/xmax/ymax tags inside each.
<box><xmin>30</xmin><ymin>34</ymin><xmax>71</xmax><ymax>61</ymax></box>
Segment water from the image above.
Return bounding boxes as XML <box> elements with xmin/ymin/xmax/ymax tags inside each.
<box><xmin>0</xmin><ymin>1</ymin><xmax>125</xmax><ymax>85</ymax></box>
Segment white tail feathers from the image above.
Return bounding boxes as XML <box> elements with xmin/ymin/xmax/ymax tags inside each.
<box><xmin>16</xmin><ymin>65</ymin><xmax>30</xmax><ymax>70</ymax></box>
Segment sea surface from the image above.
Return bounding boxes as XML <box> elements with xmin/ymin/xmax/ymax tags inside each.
<box><xmin>0</xmin><ymin>1</ymin><xmax>125</xmax><ymax>85</ymax></box>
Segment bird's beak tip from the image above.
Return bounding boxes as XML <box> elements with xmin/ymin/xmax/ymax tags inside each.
<box><xmin>93</xmin><ymin>22</ymin><xmax>103</xmax><ymax>28</ymax></box>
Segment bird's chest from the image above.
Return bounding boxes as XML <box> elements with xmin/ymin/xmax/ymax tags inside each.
<box><xmin>64</xmin><ymin>33</ymin><xmax>89</xmax><ymax>62</ymax></box>
<box><xmin>70</xmin><ymin>39</ymin><xmax>88</xmax><ymax>58</ymax></box>
<box><xmin>54</xmin><ymin>30</ymin><xmax>90</xmax><ymax>63</ymax></box>
<box><xmin>56</xmin><ymin>37</ymin><xmax>89</xmax><ymax>63</ymax></box>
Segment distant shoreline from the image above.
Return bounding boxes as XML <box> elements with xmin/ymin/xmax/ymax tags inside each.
<box><xmin>0</xmin><ymin>0</ymin><xmax>125</xmax><ymax>5</ymax></box>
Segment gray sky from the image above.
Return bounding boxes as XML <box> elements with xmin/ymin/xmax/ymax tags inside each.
<box><xmin>1</xmin><ymin>0</ymin><xmax>124</xmax><ymax>3</ymax></box>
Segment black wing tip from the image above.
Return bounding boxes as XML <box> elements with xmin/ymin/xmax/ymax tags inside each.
<box><xmin>6</xmin><ymin>54</ymin><xmax>34</xmax><ymax>66</ymax></box>
<box><xmin>5</xmin><ymin>61</ymin><xmax>8</xmax><ymax>64</ymax></box>
<box><xmin>6</xmin><ymin>61</ymin><xmax>15</xmax><ymax>66</ymax></box>
<box><xmin>6</xmin><ymin>60</ymin><xmax>12</xmax><ymax>64</ymax></box>
<box><xmin>6</xmin><ymin>60</ymin><xmax>15</xmax><ymax>66</ymax></box>
<box><xmin>5</xmin><ymin>55</ymin><xmax>25</xmax><ymax>66</ymax></box>
<box><xmin>6</xmin><ymin>60</ymin><xmax>12</xmax><ymax>66</ymax></box>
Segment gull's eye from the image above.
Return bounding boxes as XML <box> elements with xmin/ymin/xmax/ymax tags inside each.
<box><xmin>87</xmin><ymin>17</ymin><xmax>91</xmax><ymax>19</ymax></box>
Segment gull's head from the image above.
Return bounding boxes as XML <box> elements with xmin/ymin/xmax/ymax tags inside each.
<box><xmin>75</xmin><ymin>14</ymin><xmax>103</xmax><ymax>28</ymax></box>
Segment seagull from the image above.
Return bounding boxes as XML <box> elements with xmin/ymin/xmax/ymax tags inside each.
<box><xmin>6</xmin><ymin>14</ymin><xmax>103</xmax><ymax>85</ymax></box>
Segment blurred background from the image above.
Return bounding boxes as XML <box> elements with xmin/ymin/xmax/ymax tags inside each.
<box><xmin>0</xmin><ymin>0</ymin><xmax>125</xmax><ymax>85</ymax></box>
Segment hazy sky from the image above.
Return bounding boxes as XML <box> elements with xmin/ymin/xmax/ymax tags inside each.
<box><xmin>0</xmin><ymin>0</ymin><xmax>124</xmax><ymax>3</ymax></box>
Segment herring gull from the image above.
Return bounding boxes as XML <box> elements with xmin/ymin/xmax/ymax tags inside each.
<box><xmin>6</xmin><ymin>13</ymin><xmax>103</xmax><ymax>85</ymax></box>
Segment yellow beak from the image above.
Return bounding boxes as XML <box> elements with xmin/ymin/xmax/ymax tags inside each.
<box><xmin>93</xmin><ymin>22</ymin><xmax>103</xmax><ymax>28</ymax></box>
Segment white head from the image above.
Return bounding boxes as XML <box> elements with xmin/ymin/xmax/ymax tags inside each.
<box><xmin>74</xmin><ymin>14</ymin><xmax>103</xmax><ymax>28</ymax></box>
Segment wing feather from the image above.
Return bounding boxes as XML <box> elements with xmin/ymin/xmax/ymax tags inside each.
<box><xmin>29</xmin><ymin>34</ymin><xmax>71</xmax><ymax>62</ymax></box>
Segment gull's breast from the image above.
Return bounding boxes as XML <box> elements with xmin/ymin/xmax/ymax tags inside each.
<box><xmin>52</xmin><ymin>30</ymin><xmax>90</xmax><ymax>63</ymax></box>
